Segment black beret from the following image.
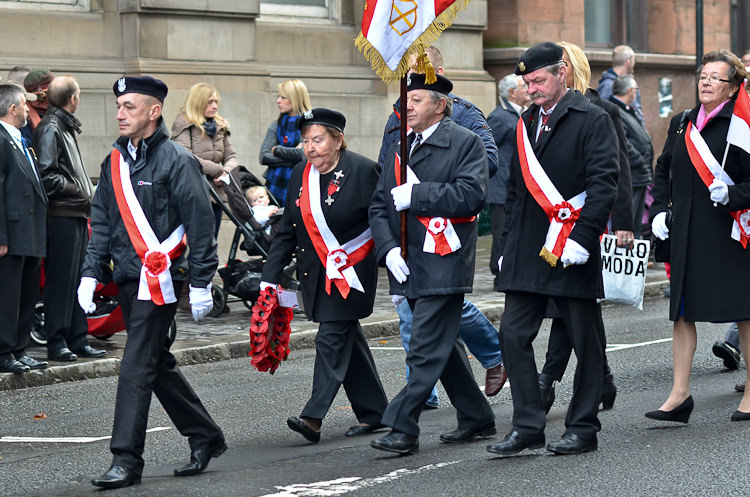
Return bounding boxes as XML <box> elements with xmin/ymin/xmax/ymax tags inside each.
<box><xmin>515</xmin><ymin>42</ymin><xmax>564</xmax><ymax>76</ymax></box>
<box><xmin>299</xmin><ymin>108</ymin><xmax>346</xmax><ymax>133</ymax></box>
<box><xmin>406</xmin><ymin>73</ymin><xmax>453</xmax><ymax>95</ymax></box>
<box><xmin>113</xmin><ymin>76</ymin><xmax>168</xmax><ymax>102</ymax></box>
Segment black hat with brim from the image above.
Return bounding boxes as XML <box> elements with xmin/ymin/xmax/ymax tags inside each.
<box><xmin>113</xmin><ymin>76</ymin><xmax>168</xmax><ymax>102</ymax></box>
<box><xmin>406</xmin><ymin>73</ymin><xmax>453</xmax><ymax>95</ymax></box>
<box><xmin>515</xmin><ymin>42</ymin><xmax>564</xmax><ymax>76</ymax></box>
<box><xmin>299</xmin><ymin>108</ymin><xmax>346</xmax><ymax>133</ymax></box>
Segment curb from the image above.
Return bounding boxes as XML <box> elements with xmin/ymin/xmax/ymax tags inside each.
<box><xmin>0</xmin><ymin>280</ymin><xmax>669</xmax><ymax>391</ymax></box>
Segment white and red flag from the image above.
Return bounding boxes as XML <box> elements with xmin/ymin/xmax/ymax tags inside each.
<box><xmin>355</xmin><ymin>0</ymin><xmax>470</xmax><ymax>83</ymax></box>
<box><xmin>726</xmin><ymin>82</ymin><xmax>750</xmax><ymax>156</ymax></box>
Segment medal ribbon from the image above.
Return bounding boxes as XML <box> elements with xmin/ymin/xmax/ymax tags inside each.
<box><xmin>110</xmin><ymin>149</ymin><xmax>186</xmax><ymax>305</ymax></box>
<box><xmin>299</xmin><ymin>161</ymin><xmax>373</xmax><ymax>299</ymax></box>
<box><xmin>515</xmin><ymin>119</ymin><xmax>586</xmax><ymax>267</ymax></box>
<box><xmin>394</xmin><ymin>153</ymin><xmax>474</xmax><ymax>256</ymax></box>
<box><xmin>684</xmin><ymin>122</ymin><xmax>750</xmax><ymax>247</ymax></box>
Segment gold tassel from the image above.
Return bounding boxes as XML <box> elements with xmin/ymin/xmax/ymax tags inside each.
<box><xmin>539</xmin><ymin>247</ymin><xmax>559</xmax><ymax>267</ymax></box>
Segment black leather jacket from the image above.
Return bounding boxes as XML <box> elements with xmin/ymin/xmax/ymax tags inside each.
<box><xmin>81</xmin><ymin>119</ymin><xmax>218</xmax><ymax>287</ymax></box>
<box><xmin>32</xmin><ymin>106</ymin><xmax>94</xmax><ymax>218</ymax></box>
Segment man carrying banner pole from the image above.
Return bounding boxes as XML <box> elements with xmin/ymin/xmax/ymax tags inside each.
<box><xmin>489</xmin><ymin>42</ymin><xmax>618</xmax><ymax>456</ymax></box>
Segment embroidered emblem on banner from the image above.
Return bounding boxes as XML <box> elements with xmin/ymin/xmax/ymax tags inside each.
<box><xmin>390</xmin><ymin>0</ymin><xmax>418</xmax><ymax>35</ymax></box>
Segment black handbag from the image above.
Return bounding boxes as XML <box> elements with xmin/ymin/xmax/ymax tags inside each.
<box><xmin>653</xmin><ymin>207</ymin><xmax>672</xmax><ymax>263</ymax></box>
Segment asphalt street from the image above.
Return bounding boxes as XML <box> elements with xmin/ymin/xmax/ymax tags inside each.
<box><xmin>2</xmin><ymin>296</ymin><xmax>749</xmax><ymax>497</ymax></box>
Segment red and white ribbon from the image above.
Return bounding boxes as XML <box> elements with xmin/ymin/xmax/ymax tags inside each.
<box><xmin>394</xmin><ymin>153</ymin><xmax>472</xmax><ymax>256</ymax></box>
<box><xmin>516</xmin><ymin>119</ymin><xmax>586</xmax><ymax>266</ymax></box>
<box><xmin>684</xmin><ymin>122</ymin><xmax>750</xmax><ymax>247</ymax></box>
<box><xmin>110</xmin><ymin>149</ymin><xmax>186</xmax><ymax>305</ymax></box>
<box><xmin>299</xmin><ymin>162</ymin><xmax>373</xmax><ymax>299</ymax></box>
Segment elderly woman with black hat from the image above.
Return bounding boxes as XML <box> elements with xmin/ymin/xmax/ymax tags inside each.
<box><xmin>260</xmin><ymin>108</ymin><xmax>388</xmax><ymax>443</ymax></box>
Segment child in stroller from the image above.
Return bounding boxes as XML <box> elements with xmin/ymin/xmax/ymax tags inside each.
<box><xmin>245</xmin><ymin>185</ymin><xmax>282</xmax><ymax>238</ymax></box>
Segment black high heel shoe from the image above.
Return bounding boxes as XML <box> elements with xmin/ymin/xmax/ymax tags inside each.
<box><xmin>645</xmin><ymin>395</ymin><xmax>694</xmax><ymax>423</ymax></box>
<box><xmin>600</xmin><ymin>373</ymin><xmax>617</xmax><ymax>410</ymax></box>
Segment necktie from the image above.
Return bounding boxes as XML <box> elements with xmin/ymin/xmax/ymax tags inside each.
<box><xmin>410</xmin><ymin>133</ymin><xmax>422</xmax><ymax>158</ymax></box>
<box><xmin>537</xmin><ymin>112</ymin><xmax>550</xmax><ymax>141</ymax></box>
<box><xmin>19</xmin><ymin>136</ymin><xmax>41</xmax><ymax>184</ymax></box>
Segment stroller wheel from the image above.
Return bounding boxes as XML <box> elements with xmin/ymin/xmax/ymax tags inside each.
<box><xmin>208</xmin><ymin>286</ymin><xmax>227</xmax><ymax>318</ymax></box>
<box><xmin>30</xmin><ymin>301</ymin><xmax>47</xmax><ymax>346</ymax></box>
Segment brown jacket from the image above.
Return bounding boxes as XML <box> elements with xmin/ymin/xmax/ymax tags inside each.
<box><xmin>171</xmin><ymin>112</ymin><xmax>239</xmax><ymax>200</ymax></box>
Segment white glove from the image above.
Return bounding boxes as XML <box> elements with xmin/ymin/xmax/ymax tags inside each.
<box><xmin>189</xmin><ymin>283</ymin><xmax>213</xmax><ymax>322</ymax></box>
<box><xmin>385</xmin><ymin>247</ymin><xmax>410</xmax><ymax>283</ymax></box>
<box><xmin>652</xmin><ymin>211</ymin><xmax>670</xmax><ymax>240</ymax></box>
<box><xmin>391</xmin><ymin>294</ymin><xmax>406</xmax><ymax>308</ymax></box>
<box><xmin>260</xmin><ymin>281</ymin><xmax>276</xmax><ymax>292</ymax></box>
<box><xmin>497</xmin><ymin>256</ymin><xmax>503</xmax><ymax>273</ymax></box>
<box><xmin>560</xmin><ymin>238</ymin><xmax>590</xmax><ymax>268</ymax></box>
<box><xmin>709</xmin><ymin>179</ymin><xmax>729</xmax><ymax>205</ymax></box>
<box><xmin>390</xmin><ymin>183</ymin><xmax>413</xmax><ymax>211</ymax></box>
<box><xmin>77</xmin><ymin>277</ymin><xmax>98</xmax><ymax>314</ymax></box>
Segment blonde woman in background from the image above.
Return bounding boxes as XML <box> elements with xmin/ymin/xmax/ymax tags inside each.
<box><xmin>172</xmin><ymin>82</ymin><xmax>239</xmax><ymax>235</ymax></box>
<box><xmin>259</xmin><ymin>79</ymin><xmax>311</xmax><ymax>204</ymax></box>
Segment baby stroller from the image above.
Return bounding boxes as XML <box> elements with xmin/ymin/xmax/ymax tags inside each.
<box><xmin>207</xmin><ymin>166</ymin><xmax>298</xmax><ymax>316</ymax></box>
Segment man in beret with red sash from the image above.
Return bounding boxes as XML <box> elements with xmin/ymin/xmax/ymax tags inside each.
<box><xmin>488</xmin><ymin>42</ymin><xmax>619</xmax><ymax>456</ymax></box>
<box><xmin>80</xmin><ymin>76</ymin><xmax>225</xmax><ymax>489</ymax></box>
<box><xmin>369</xmin><ymin>73</ymin><xmax>494</xmax><ymax>455</ymax></box>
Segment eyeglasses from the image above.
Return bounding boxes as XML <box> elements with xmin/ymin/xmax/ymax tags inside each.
<box><xmin>698</xmin><ymin>74</ymin><xmax>732</xmax><ymax>84</ymax></box>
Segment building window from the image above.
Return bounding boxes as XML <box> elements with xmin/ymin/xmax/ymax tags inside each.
<box><xmin>732</xmin><ymin>0</ymin><xmax>750</xmax><ymax>55</ymax></box>
<box><xmin>260</xmin><ymin>0</ymin><xmax>339</xmax><ymax>21</ymax></box>
<box><xmin>0</xmin><ymin>0</ymin><xmax>88</xmax><ymax>10</ymax></box>
<box><xmin>585</xmin><ymin>0</ymin><xmax>648</xmax><ymax>51</ymax></box>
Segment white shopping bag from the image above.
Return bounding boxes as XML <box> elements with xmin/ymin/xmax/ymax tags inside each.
<box><xmin>599</xmin><ymin>234</ymin><xmax>650</xmax><ymax>310</ymax></box>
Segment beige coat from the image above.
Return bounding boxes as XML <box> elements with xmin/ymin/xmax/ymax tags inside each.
<box><xmin>171</xmin><ymin>112</ymin><xmax>239</xmax><ymax>201</ymax></box>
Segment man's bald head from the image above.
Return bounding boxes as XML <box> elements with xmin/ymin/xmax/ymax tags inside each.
<box><xmin>47</xmin><ymin>76</ymin><xmax>80</xmax><ymax>113</ymax></box>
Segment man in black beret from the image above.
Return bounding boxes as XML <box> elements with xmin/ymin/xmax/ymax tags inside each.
<box><xmin>82</xmin><ymin>76</ymin><xmax>225</xmax><ymax>488</ymax></box>
<box><xmin>369</xmin><ymin>71</ymin><xmax>494</xmax><ymax>455</ymax></box>
<box><xmin>488</xmin><ymin>42</ymin><xmax>619</xmax><ymax>456</ymax></box>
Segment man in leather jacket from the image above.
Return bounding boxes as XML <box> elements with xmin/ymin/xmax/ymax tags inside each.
<box><xmin>33</xmin><ymin>75</ymin><xmax>105</xmax><ymax>362</ymax></box>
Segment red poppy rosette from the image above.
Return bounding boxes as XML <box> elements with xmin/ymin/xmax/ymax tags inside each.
<box><xmin>249</xmin><ymin>287</ymin><xmax>293</xmax><ymax>374</ymax></box>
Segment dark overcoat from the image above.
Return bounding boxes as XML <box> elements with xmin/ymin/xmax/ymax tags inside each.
<box><xmin>261</xmin><ymin>150</ymin><xmax>379</xmax><ymax>322</ymax></box>
<box><xmin>651</xmin><ymin>102</ymin><xmax>750</xmax><ymax>322</ymax></box>
<box><xmin>0</xmin><ymin>124</ymin><xmax>47</xmax><ymax>257</ymax></box>
<box><xmin>497</xmin><ymin>89</ymin><xmax>619</xmax><ymax>299</ymax></box>
<box><xmin>369</xmin><ymin>117</ymin><xmax>489</xmax><ymax>298</ymax></box>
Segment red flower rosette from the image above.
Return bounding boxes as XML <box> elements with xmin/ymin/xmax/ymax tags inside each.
<box><xmin>143</xmin><ymin>250</ymin><xmax>170</xmax><ymax>275</ymax></box>
<box><xmin>249</xmin><ymin>287</ymin><xmax>293</xmax><ymax>374</ymax></box>
<box><xmin>552</xmin><ymin>201</ymin><xmax>580</xmax><ymax>224</ymax></box>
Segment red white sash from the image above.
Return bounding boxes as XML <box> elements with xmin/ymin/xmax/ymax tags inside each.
<box><xmin>394</xmin><ymin>153</ymin><xmax>474</xmax><ymax>256</ymax></box>
<box><xmin>299</xmin><ymin>161</ymin><xmax>373</xmax><ymax>299</ymax></box>
<box><xmin>684</xmin><ymin>122</ymin><xmax>750</xmax><ymax>248</ymax></box>
<box><xmin>110</xmin><ymin>149</ymin><xmax>186</xmax><ymax>305</ymax></box>
<box><xmin>516</xmin><ymin>119</ymin><xmax>586</xmax><ymax>267</ymax></box>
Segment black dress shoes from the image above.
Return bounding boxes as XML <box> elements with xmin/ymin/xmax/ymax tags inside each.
<box><xmin>72</xmin><ymin>345</ymin><xmax>106</xmax><ymax>358</ymax></box>
<box><xmin>486</xmin><ymin>430</ymin><xmax>545</xmax><ymax>456</ymax></box>
<box><xmin>645</xmin><ymin>395</ymin><xmax>694</xmax><ymax>423</ymax></box>
<box><xmin>48</xmin><ymin>348</ymin><xmax>77</xmax><ymax>362</ymax></box>
<box><xmin>287</xmin><ymin>416</ymin><xmax>321</xmax><ymax>443</ymax></box>
<box><xmin>484</xmin><ymin>363</ymin><xmax>508</xmax><ymax>397</ymax></box>
<box><xmin>712</xmin><ymin>341</ymin><xmax>741</xmax><ymax>370</ymax></box>
<box><xmin>546</xmin><ymin>433</ymin><xmax>598</xmax><ymax>455</ymax></box>
<box><xmin>370</xmin><ymin>430</ymin><xmax>419</xmax><ymax>455</ymax></box>
<box><xmin>440</xmin><ymin>422</ymin><xmax>497</xmax><ymax>443</ymax></box>
<box><xmin>174</xmin><ymin>439</ymin><xmax>227</xmax><ymax>476</ymax></box>
<box><xmin>91</xmin><ymin>465</ymin><xmax>141</xmax><ymax>489</ymax></box>
<box><xmin>344</xmin><ymin>423</ymin><xmax>386</xmax><ymax>437</ymax></box>
<box><xmin>0</xmin><ymin>358</ymin><xmax>30</xmax><ymax>374</ymax></box>
<box><xmin>16</xmin><ymin>355</ymin><xmax>48</xmax><ymax>370</ymax></box>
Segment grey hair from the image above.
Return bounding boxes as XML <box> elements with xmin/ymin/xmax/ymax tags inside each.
<box><xmin>613</xmin><ymin>45</ymin><xmax>635</xmax><ymax>66</ymax></box>
<box><xmin>0</xmin><ymin>82</ymin><xmax>24</xmax><ymax>117</ymax></box>
<box><xmin>427</xmin><ymin>90</ymin><xmax>452</xmax><ymax>117</ymax></box>
<box><xmin>612</xmin><ymin>74</ymin><xmax>636</xmax><ymax>96</ymax></box>
<box><xmin>498</xmin><ymin>74</ymin><xmax>519</xmax><ymax>99</ymax></box>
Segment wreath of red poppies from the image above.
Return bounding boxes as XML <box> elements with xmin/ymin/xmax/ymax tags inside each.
<box><xmin>249</xmin><ymin>287</ymin><xmax>293</xmax><ymax>374</ymax></box>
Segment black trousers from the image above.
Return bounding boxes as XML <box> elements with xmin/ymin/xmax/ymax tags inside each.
<box><xmin>381</xmin><ymin>294</ymin><xmax>494</xmax><ymax>436</ymax></box>
<box><xmin>110</xmin><ymin>281</ymin><xmax>223</xmax><ymax>473</ymax></box>
<box><xmin>489</xmin><ymin>203</ymin><xmax>505</xmax><ymax>280</ymax></box>
<box><xmin>541</xmin><ymin>306</ymin><xmax>612</xmax><ymax>382</ymax></box>
<box><xmin>44</xmin><ymin>217</ymin><xmax>89</xmax><ymax>352</ymax></box>
<box><xmin>300</xmin><ymin>320</ymin><xmax>388</xmax><ymax>425</ymax></box>
<box><xmin>500</xmin><ymin>291</ymin><xmax>602</xmax><ymax>440</ymax></box>
<box><xmin>0</xmin><ymin>255</ymin><xmax>40</xmax><ymax>360</ymax></box>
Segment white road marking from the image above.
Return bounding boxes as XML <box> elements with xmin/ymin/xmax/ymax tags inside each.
<box><xmin>0</xmin><ymin>426</ymin><xmax>170</xmax><ymax>443</ymax></box>
<box><xmin>606</xmin><ymin>337</ymin><xmax>672</xmax><ymax>352</ymax></box>
<box><xmin>259</xmin><ymin>461</ymin><xmax>461</xmax><ymax>496</ymax></box>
